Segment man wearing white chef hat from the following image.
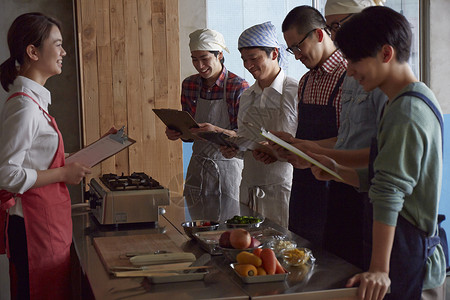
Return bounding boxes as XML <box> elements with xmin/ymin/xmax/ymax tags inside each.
<box><xmin>318</xmin><ymin>0</ymin><xmax>388</xmax><ymax>269</ymax></box>
<box><xmin>165</xmin><ymin>28</ymin><xmax>249</xmax><ymax>222</ymax></box>
<box><xmin>188</xmin><ymin>28</ymin><xmax>230</xmax><ymax>54</ymax></box>
<box><xmin>325</xmin><ymin>0</ymin><xmax>385</xmax><ymax>40</ymax></box>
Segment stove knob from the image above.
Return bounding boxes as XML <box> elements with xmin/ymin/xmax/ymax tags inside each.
<box><xmin>88</xmin><ymin>192</ymin><xmax>102</xmax><ymax>209</ymax></box>
<box><xmin>89</xmin><ymin>198</ymin><xmax>97</xmax><ymax>209</ymax></box>
<box><xmin>158</xmin><ymin>207</ymin><xmax>166</xmax><ymax>215</ymax></box>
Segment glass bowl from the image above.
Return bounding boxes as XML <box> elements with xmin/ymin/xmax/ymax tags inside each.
<box><xmin>266</xmin><ymin>239</ymin><xmax>297</xmax><ymax>258</ymax></box>
<box><xmin>282</xmin><ymin>247</ymin><xmax>315</xmax><ymax>267</ymax></box>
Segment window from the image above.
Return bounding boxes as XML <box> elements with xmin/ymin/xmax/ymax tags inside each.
<box><xmin>206</xmin><ymin>0</ymin><xmax>311</xmax><ymax>85</ymax></box>
<box><xmin>206</xmin><ymin>0</ymin><xmax>422</xmax><ymax>83</ymax></box>
<box><xmin>385</xmin><ymin>0</ymin><xmax>421</xmax><ymax>78</ymax></box>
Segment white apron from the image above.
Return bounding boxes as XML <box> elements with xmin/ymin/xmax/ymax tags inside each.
<box><xmin>239</xmin><ymin>78</ymin><xmax>293</xmax><ymax>228</ymax></box>
<box><xmin>184</xmin><ymin>71</ymin><xmax>243</xmax><ymax>222</ymax></box>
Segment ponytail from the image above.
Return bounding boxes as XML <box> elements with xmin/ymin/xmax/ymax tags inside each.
<box><xmin>0</xmin><ymin>57</ymin><xmax>18</xmax><ymax>92</ymax></box>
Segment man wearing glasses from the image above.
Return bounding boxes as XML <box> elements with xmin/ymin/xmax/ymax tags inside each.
<box><xmin>279</xmin><ymin>5</ymin><xmax>347</xmax><ymax>246</ymax></box>
<box><xmin>282</xmin><ymin>0</ymin><xmax>387</xmax><ymax>269</ymax></box>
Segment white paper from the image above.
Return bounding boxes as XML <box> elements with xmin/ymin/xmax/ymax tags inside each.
<box><xmin>65</xmin><ymin>135</ymin><xmax>134</xmax><ymax>167</ymax></box>
<box><xmin>261</xmin><ymin>129</ymin><xmax>343</xmax><ymax>181</ymax></box>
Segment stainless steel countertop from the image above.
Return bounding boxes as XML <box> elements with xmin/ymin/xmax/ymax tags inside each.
<box><xmin>72</xmin><ymin>204</ymin><xmax>361</xmax><ymax>299</ymax></box>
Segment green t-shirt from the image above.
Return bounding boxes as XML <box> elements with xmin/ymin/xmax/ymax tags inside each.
<box><xmin>357</xmin><ymin>82</ymin><xmax>446</xmax><ymax>289</ymax></box>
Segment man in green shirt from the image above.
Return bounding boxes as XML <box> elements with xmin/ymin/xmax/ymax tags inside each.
<box><xmin>300</xmin><ymin>6</ymin><xmax>446</xmax><ymax>300</ymax></box>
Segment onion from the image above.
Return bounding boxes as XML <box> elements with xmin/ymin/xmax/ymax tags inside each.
<box><xmin>230</xmin><ymin>229</ymin><xmax>251</xmax><ymax>249</ymax></box>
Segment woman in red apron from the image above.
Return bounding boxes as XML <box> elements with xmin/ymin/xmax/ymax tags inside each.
<box><xmin>0</xmin><ymin>13</ymin><xmax>91</xmax><ymax>299</ymax></box>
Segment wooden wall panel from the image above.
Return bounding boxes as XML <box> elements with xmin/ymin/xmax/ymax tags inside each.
<box><xmin>165</xmin><ymin>0</ymin><xmax>183</xmax><ymax>198</ymax></box>
<box><xmin>110</xmin><ymin>0</ymin><xmax>129</xmax><ymax>174</ymax></box>
<box><xmin>76</xmin><ymin>0</ymin><xmax>183</xmax><ymax>204</ymax></box>
<box><xmin>78</xmin><ymin>0</ymin><xmax>100</xmax><ymax>180</ymax></box>
<box><xmin>95</xmin><ymin>0</ymin><xmax>115</xmax><ymax>175</ymax></box>
<box><xmin>124</xmin><ymin>0</ymin><xmax>144</xmax><ymax>172</ymax></box>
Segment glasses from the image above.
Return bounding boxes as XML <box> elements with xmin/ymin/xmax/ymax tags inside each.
<box><xmin>286</xmin><ymin>29</ymin><xmax>316</xmax><ymax>55</ymax></box>
<box><xmin>326</xmin><ymin>14</ymin><xmax>353</xmax><ymax>32</ymax></box>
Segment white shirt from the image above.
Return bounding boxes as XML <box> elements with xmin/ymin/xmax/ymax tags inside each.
<box><xmin>237</xmin><ymin>69</ymin><xmax>298</xmax><ymax>185</ymax></box>
<box><xmin>0</xmin><ymin>76</ymin><xmax>58</xmax><ymax>216</ymax></box>
<box><xmin>238</xmin><ymin>69</ymin><xmax>298</xmax><ymax>142</ymax></box>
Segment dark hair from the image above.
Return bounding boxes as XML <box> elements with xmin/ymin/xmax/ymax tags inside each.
<box><xmin>239</xmin><ymin>46</ymin><xmax>280</xmax><ymax>62</ymax></box>
<box><xmin>335</xmin><ymin>6</ymin><xmax>412</xmax><ymax>63</ymax></box>
<box><xmin>282</xmin><ymin>5</ymin><xmax>327</xmax><ymax>35</ymax></box>
<box><xmin>209</xmin><ymin>51</ymin><xmax>225</xmax><ymax>64</ymax></box>
<box><xmin>0</xmin><ymin>12</ymin><xmax>62</xmax><ymax>92</ymax></box>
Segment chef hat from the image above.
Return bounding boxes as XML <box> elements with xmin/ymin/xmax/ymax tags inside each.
<box><xmin>325</xmin><ymin>0</ymin><xmax>385</xmax><ymax>16</ymax></box>
<box><xmin>189</xmin><ymin>28</ymin><xmax>229</xmax><ymax>53</ymax></box>
<box><xmin>238</xmin><ymin>21</ymin><xmax>288</xmax><ymax>70</ymax></box>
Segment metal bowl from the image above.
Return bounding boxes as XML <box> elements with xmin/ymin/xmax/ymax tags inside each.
<box><xmin>224</xmin><ymin>216</ymin><xmax>264</xmax><ymax>229</ymax></box>
<box><xmin>181</xmin><ymin>220</ymin><xmax>219</xmax><ymax>239</ymax></box>
<box><xmin>219</xmin><ymin>245</ymin><xmax>263</xmax><ymax>262</ymax></box>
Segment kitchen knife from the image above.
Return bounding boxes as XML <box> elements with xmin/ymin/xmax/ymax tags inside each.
<box><xmin>130</xmin><ymin>252</ymin><xmax>196</xmax><ymax>266</ymax></box>
<box><xmin>112</xmin><ymin>265</ymin><xmax>213</xmax><ymax>277</ymax></box>
<box><xmin>110</xmin><ymin>262</ymin><xmax>192</xmax><ymax>272</ymax></box>
<box><xmin>186</xmin><ymin>253</ymin><xmax>211</xmax><ymax>273</ymax></box>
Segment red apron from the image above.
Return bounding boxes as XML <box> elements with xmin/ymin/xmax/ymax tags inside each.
<box><xmin>1</xmin><ymin>92</ymin><xmax>72</xmax><ymax>299</ymax></box>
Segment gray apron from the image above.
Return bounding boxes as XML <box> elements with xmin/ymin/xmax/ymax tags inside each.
<box><xmin>184</xmin><ymin>71</ymin><xmax>243</xmax><ymax>222</ymax></box>
<box><xmin>239</xmin><ymin>78</ymin><xmax>292</xmax><ymax>228</ymax></box>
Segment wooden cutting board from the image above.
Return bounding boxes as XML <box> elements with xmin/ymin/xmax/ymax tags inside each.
<box><xmin>93</xmin><ymin>233</ymin><xmax>183</xmax><ymax>272</ymax></box>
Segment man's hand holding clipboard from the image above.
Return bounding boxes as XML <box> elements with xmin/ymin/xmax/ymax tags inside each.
<box><xmin>261</xmin><ymin>129</ymin><xmax>344</xmax><ymax>181</ymax></box>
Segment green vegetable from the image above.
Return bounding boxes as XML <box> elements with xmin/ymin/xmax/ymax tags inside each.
<box><xmin>227</xmin><ymin>215</ymin><xmax>262</xmax><ymax>224</ymax></box>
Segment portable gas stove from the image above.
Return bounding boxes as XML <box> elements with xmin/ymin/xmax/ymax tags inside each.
<box><xmin>87</xmin><ymin>172</ymin><xmax>170</xmax><ymax>225</ymax></box>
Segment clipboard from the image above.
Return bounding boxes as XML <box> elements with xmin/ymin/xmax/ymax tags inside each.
<box><xmin>195</xmin><ymin>131</ymin><xmax>242</xmax><ymax>149</ymax></box>
<box><xmin>196</xmin><ymin>131</ymin><xmax>286</xmax><ymax>162</ymax></box>
<box><xmin>65</xmin><ymin>126</ymin><xmax>136</xmax><ymax>167</ymax></box>
<box><xmin>153</xmin><ymin>109</ymin><xmax>199</xmax><ymax>140</ymax></box>
<box><xmin>260</xmin><ymin>129</ymin><xmax>343</xmax><ymax>181</ymax></box>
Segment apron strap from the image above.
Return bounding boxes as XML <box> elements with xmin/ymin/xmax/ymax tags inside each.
<box><xmin>7</xmin><ymin>92</ymin><xmax>51</xmax><ymax>120</ymax></box>
<box><xmin>426</xmin><ymin>235</ymin><xmax>441</xmax><ymax>258</ymax></box>
<box><xmin>369</xmin><ymin>91</ymin><xmax>443</xmax><ymax>182</ymax></box>
<box><xmin>195</xmin><ymin>154</ymin><xmax>222</xmax><ymax>197</ymax></box>
<box><xmin>327</xmin><ymin>71</ymin><xmax>347</xmax><ymax>107</ymax></box>
<box><xmin>300</xmin><ymin>71</ymin><xmax>346</xmax><ymax>106</ymax></box>
<box><xmin>394</xmin><ymin>91</ymin><xmax>444</xmax><ymax>152</ymax></box>
<box><xmin>299</xmin><ymin>75</ymin><xmax>310</xmax><ymax>104</ymax></box>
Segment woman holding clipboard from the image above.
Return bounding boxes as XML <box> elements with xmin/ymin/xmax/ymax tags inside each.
<box><xmin>0</xmin><ymin>13</ymin><xmax>91</xmax><ymax>299</ymax></box>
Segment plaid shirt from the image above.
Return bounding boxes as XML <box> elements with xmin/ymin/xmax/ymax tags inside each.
<box><xmin>181</xmin><ymin>66</ymin><xmax>249</xmax><ymax>130</ymax></box>
<box><xmin>298</xmin><ymin>50</ymin><xmax>347</xmax><ymax>127</ymax></box>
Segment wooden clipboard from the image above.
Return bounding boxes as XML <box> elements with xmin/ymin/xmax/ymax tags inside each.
<box><xmin>65</xmin><ymin>127</ymin><xmax>135</xmax><ymax>167</ymax></box>
<box><xmin>153</xmin><ymin>108</ymin><xmax>199</xmax><ymax>140</ymax></box>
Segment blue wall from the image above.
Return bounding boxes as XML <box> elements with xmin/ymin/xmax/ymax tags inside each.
<box><xmin>183</xmin><ymin>142</ymin><xmax>193</xmax><ymax>179</ymax></box>
<box><xmin>440</xmin><ymin>115</ymin><xmax>450</xmax><ymax>234</ymax></box>
<box><xmin>182</xmin><ymin>116</ymin><xmax>450</xmax><ymax>233</ymax></box>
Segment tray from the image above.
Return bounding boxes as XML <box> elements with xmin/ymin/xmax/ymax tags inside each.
<box><xmin>230</xmin><ymin>263</ymin><xmax>287</xmax><ymax>284</ymax></box>
<box><xmin>147</xmin><ymin>270</ymin><xmax>208</xmax><ymax>284</ymax></box>
<box><xmin>193</xmin><ymin>230</ymin><xmax>226</xmax><ymax>255</ymax></box>
<box><xmin>193</xmin><ymin>227</ymin><xmax>287</xmax><ymax>256</ymax></box>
